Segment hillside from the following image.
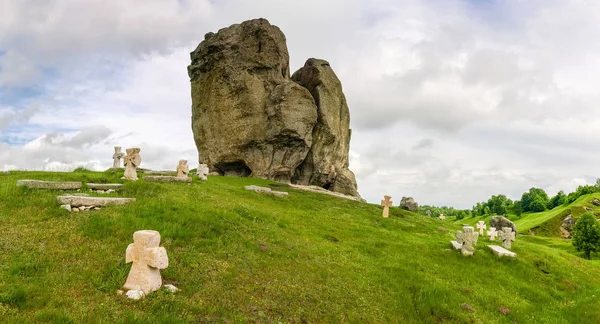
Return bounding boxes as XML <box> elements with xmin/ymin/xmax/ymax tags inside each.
<box><xmin>1</xmin><ymin>170</ymin><xmax>600</xmax><ymax>323</ymax></box>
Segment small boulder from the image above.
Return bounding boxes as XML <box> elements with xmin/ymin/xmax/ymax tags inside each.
<box><xmin>60</xmin><ymin>205</ymin><xmax>72</xmax><ymax>212</ymax></box>
<box><xmin>163</xmin><ymin>284</ymin><xmax>179</xmax><ymax>293</ymax></box>
<box><xmin>399</xmin><ymin>197</ymin><xmax>419</xmax><ymax>212</ymax></box>
<box><xmin>592</xmin><ymin>198</ymin><xmax>600</xmax><ymax>206</ymax></box>
<box><xmin>125</xmin><ymin>290</ymin><xmax>145</xmax><ymax>300</ymax></box>
<box><xmin>489</xmin><ymin>216</ymin><xmax>517</xmax><ymax>235</ymax></box>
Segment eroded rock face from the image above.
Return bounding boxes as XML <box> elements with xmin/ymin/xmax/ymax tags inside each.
<box><xmin>189</xmin><ymin>18</ymin><xmax>359</xmax><ymax>197</ymax></box>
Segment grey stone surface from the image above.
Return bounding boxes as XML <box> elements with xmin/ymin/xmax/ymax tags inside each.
<box><xmin>488</xmin><ymin>245</ymin><xmax>517</xmax><ymax>258</ymax></box>
<box><xmin>60</xmin><ymin>204</ymin><xmax>72</xmax><ymax>211</ymax></box>
<box><xmin>145</xmin><ymin>170</ymin><xmax>177</xmax><ymax>175</ymax></box>
<box><xmin>87</xmin><ymin>183</ymin><xmax>124</xmax><ymax>190</ymax></box>
<box><xmin>244</xmin><ymin>185</ymin><xmax>288</xmax><ymax>197</ymax></box>
<box><xmin>399</xmin><ymin>197</ymin><xmax>419</xmax><ymax>212</ymax></box>
<box><xmin>57</xmin><ymin>195</ymin><xmax>136</xmax><ymax>207</ymax></box>
<box><xmin>490</xmin><ymin>216</ymin><xmax>517</xmax><ymax>235</ymax></box>
<box><xmin>144</xmin><ymin>176</ymin><xmax>192</xmax><ymax>183</ymax></box>
<box><xmin>451</xmin><ymin>240</ymin><xmax>462</xmax><ymax>251</ymax></box>
<box><xmin>17</xmin><ymin>180</ymin><xmax>82</xmax><ymax>190</ymax></box>
<box><xmin>123</xmin><ymin>148</ymin><xmax>142</xmax><ymax>181</ymax></box>
<box><xmin>126</xmin><ymin>290</ymin><xmax>145</xmax><ymax>300</ymax></box>
<box><xmin>189</xmin><ymin>18</ymin><xmax>359</xmax><ymax>198</ymax></box>
<box><xmin>197</xmin><ymin>164</ymin><xmax>209</xmax><ymax>181</ymax></box>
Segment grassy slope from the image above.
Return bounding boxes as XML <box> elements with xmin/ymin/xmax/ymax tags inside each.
<box><xmin>457</xmin><ymin>193</ymin><xmax>600</xmax><ymax>234</ymax></box>
<box><xmin>1</xmin><ymin>170</ymin><xmax>600</xmax><ymax>323</ymax></box>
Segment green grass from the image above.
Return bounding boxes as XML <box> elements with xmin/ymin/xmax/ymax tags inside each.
<box><xmin>2</xmin><ymin>170</ymin><xmax>600</xmax><ymax>323</ymax></box>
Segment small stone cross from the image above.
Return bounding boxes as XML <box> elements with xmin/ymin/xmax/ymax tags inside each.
<box><xmin>498</xmin><ymin>227</ymin><xmax>516</xmax><ymax>249</ymax></box>
<box><xmin>487</xmin><ymin>227</ymin><xmax>498</xmax><ymax>241</ymax></box>
<box><xmin>112</xmin><ymin>146</ymin><xmax>125</xmax><ymax>169</ymax></box>
<box><xmin>123</xmin><ymin>230</ymin><xmax>169</xmax><ymax>294</ymax></box>
<box><xmin>476</xmin><ymin>221</ymin><xmax>487</xmax><ymax>235</ymax></box>
<box><xmin>456</xmin><ymin>226</ymin><xmax>479</xmax><ymax>256</ymax></box>
<box><xmin>122</xmin><ymin>148</ymin><xmax>142</xmax><ymax>181</ymax></box>
<box><xmin>439</xmin><ymin>214</ymin><xmax>446</xmax><ymax>220</ymax></box>
<box><xmin>176</xmin><ymin>160</ymin><xmax>189</xmax><ymax>178</ymax></box>
<box><xmin>381</xmin><ymin>195</ymin><xmax>392</xmax><ymax>218</ymax></box>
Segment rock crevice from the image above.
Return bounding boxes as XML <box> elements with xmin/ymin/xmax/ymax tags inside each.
<box><xmin>189</xmin><ymin>18</ymin><xmax>360</xmax><ymax>197</ymax></box>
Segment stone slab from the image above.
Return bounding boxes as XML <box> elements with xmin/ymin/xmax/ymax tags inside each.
<box><xmin>487</xmin><ymin>245</ymin><xmax>517</xmax><ymax>258</ymax></box>
<box><xmin>57</xmin><ymin>195</ymin><xmax>136</xmax><ymax>207</ymax></box>
<box><xmin>17</xmin><ymin>180</ymin><xmax>82</xmax><ymax>190</ymax></box>
<box><xmin>144</xmin><ymin>171</ymin><xmax>177</xmax><ymax>175</ymax></box>
<box><xmin>245</xmin><ymin>185</ymin><xmax>288</xmax><ymax>197</ymax></box>
<box><xmin>288</xmin><ymin>184</ymin><xmax>365</xmax><ymax>202</ymax></box>
<box><xmin>144</xmin><ymin>176</ymin><xmax>192</xmax><ymax>183</ymax></box>
<box><xmin>87</xmin><ymin>183</ymin><xmax>124</xmax><ymax>190</ymax></box>
<box><xmin>451</xmin><ymin>241</ymin><xmax>462</xmax><ymax>251</ymax></box>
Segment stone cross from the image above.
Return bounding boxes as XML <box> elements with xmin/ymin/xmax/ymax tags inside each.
<box><xmin>176</xmin><ymin>160</ymin><xmax>189</xmax><ymax>178</ymax></box>
<box><xmin>112</xmin><ymin>146</ymin><xmax>125</xmax><ymax>169</ymax></box>
<box><xmin>123</xmin><ymin>230</ymin><xmax>169</xmax><ymax>295</ymax></box>
<box><xmin>456</xmin><ymin>226</ymin><xmax>479</xmax><ymax>256</ymax></box>
<box><xmin>381</xmin><ymin>195</ymin><xmax>392</xmax><ymax>218</ymax></box>
<box><xmin>498</xmin><ymin>227</ymin><xmax>516</xmax><ymax>249</ymax></box>
<box><xmin>439</xmin><ymin>214</ymin><xmax>446</xmax><ymax>220</ymax></box>
<box><xmin>476</xmin><ymin>221</ymin><xmax>487</xmax><ymax>235</ymax></box>
<box><xmin>122</xmin><ymin>148</ymin><xmax>141</xmax><ymax>181</ymax></box>
<box><xmin>487</xmin><ymin>227</ymin><xmax>498</xmax><ymax>241</ymax></box>
<box><xmin>197</xmin><ymin>163</ymin><xmax>209</xmax><ymax>181</ymax></box>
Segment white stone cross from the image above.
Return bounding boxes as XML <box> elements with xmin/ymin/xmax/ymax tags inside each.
<box><xmin>476</xmin><ymin>221</ymin><xmax>487</xmax><ymax>236</ymax></box>
<box><xmin>123</xmin><ymin>230</ymin><xmax>169</xmax><ymax>295</ymax></box>
<box><xmin>113</xmin><ymin>146</ymin><xmax>125</xmax><ymax>169</ymax></box>
<box><xmin>381</xmin><ymin>195</ymin><xmax>392</xmax><ymax>218</ymax></box>
<box><xmin>498</xmin><ymin>227</ymin><xmax>516</xmax><ymax>249</ymax></box>
<box><xmin>439</xmin><ymin>214</ymin><xmax>446</xmax><ymax>220</ymax></box>
<box><xmin>456</xmin><ymin>226</ymin><xmax>479</xmax><ymax>256</ymax></box>
<box><xmin>122</xmin><ymin>148</ymin><xmax>142</xmax><ymax>181</ymax></box>
<box><xmin>487</xmin><ymin>227</ymin><xmax>498</xmax><ymax>241</ymax></box>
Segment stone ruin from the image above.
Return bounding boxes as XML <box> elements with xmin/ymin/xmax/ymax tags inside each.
<box><xmin>113</xmin><ymin>146</ymin><xmax>125</xmax><ymax>169</ymax></box>
<box><xmin>188</xmin><ymin>18</ymin><xmax>359</xmax><ymax>198</ymax></box>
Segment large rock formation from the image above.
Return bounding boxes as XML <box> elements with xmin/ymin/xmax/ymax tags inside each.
<box><xmin>188</xmin><ymin>18</ymin><xmax>360</xmax><ymax>197</ymax></box>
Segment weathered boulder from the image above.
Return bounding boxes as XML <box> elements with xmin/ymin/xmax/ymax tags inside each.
<box><xmin>188</xmin><ymin>18</ymin><xmax>360</xmax><ymax>197</ymax></box>
<box><xmin>592</xmin><ymin>198</ymin><xmax>600</xmax><ymax>207</ymax></box>
<box><xmin>399</xmin><ymin>197</ymin><xmax>419</xmax><ymax>212</ymax></box>
<box><xmin>290</xmin><ymin>58</ymin><xmax>358</xmax><ymax>196</ymax></box>
<box><xmin>490</xmin><ymin>216</ymin><xmax>518</xmax><ymax>235</ymax></box>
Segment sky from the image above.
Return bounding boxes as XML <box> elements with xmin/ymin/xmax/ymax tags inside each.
<box><xmin>2</xmin><ymin>0</ymin><xmax>600</xmax><ymax>208</ymax></box>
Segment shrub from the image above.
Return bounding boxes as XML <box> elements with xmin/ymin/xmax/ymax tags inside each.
<box><xmin>572</xmin><ymin>212</ymin><xmax>600</xmax><ymax>260</ymax></box>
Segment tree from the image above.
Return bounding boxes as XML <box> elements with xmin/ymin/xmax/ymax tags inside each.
<box><xmin>572</xmin><ymin>212</ymin><xmax>600</xmax><ymax>260</ymax></box>
<box><xmin>548</xmin><ymin>191</ymin><xmax>567</xmax><ymax>209</ymax></box>
<box><xmin>511</xmin><ymin>200</ymin><xmax>523</xmax><ymax>217</ymax></box>
<box><xmin>484</xmin><ymin>206</ymin><xmax>490</xmax><ymax>215</ymax></box>
<box><xmin>521</xmin><ymin>188</ymin><xmax>549</xmax><ymax>212</ymax></box>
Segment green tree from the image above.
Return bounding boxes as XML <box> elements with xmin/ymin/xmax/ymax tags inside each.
<box><xmin>521</xmin><ymin>188</ymin><xmax>549</xmax><ymax>212</ymax></box>
<box><xmin>548</xmin><ymin>190</ymin><xmax>567</xmax><ymax>209</ymax></box>
<box><xmin>572</xmin><ymin>212</ymin><xmax>600</xmax><ymax>260</ymax></box>
<box><xmin>511</xmin><ymin>200</ymin><xmax>523</xmax><ymax>217</ymax></box>
<box><xmin>484</xmin><ymin>206</ymin><xmax>490</xmax><ymax>215</ymax></box>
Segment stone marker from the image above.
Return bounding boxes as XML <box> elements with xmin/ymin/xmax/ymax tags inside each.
<box><xmin>476</xmin><ymin>220</ymin><xmax>487</xmax><ymax>235</ymax></box>
<box><xmin>17</xmin><ymin>180</ymin><xmax>82</xmax><ymax>190</ymax></box>
<box><xmin>57</xmin><ymin>195</ymin><xmax>135</xmax><ymax>207</ymax></box>
<box><xmin>197</xmin><ymin>164</ymin><xmax>209</xmax><ymax>181</ymax></box>
<box><xmin>87</xmin><ymin>183</ymin><xmax>124</xmax><ymax>191</ymax></box>
<box><xmin>381</xmin><ymin>195</ymin><xmax>392</xmax><ymax>218</ymax></box>
<box><xmin>122</xmin><ymin>148</ymin><xmax>142</xmax><ymax>181</ymax></box>
<box><xmin>439</xmin><ymin>214</ymin><xmax>446</xmax><ymax>220</ymax></box>
<box><xmin>144</xmin><ymin>170</ymin><xmax>177</xmax><ymax>175</ymax></box>
<box><xmin>123</xmin><ymin>230</ymin><xmax>169</xmax><ymax>296</ymax></box>
<box><xmin>455</xmin><ymin>226</ymin><xmax>479</xmax><ymax>256</ymax></box>
<box><xmin>498</xmin><ymin>227</ymin><xmax>516</xmax><ymax>249</ymax></box>
<box><xmin>113</xmin><ymin>146</ymin><xmax>125</xmax><ymax>169</ymax></box>
<box><xmin>487</xmin><ymin>245</ymin><xmax>517</xmax><ymax>258</ymax></box>
<box><xmin>144</xmin><ymin>176</ymin><xmax>192</xmax><ymax>183</ymax></box>
<box><xmin>487</xmin><ymin>227</ymin><xmax>498</xmax><ymax>241</ymax></box>
<box><xmin>244</xmin><ymin>185</ymin><xmax>288</xmax><ymax>197</ymax></box>
<box><xmin>450</xmin><ymin>241</ymin><xmax>463</xmax><ymax>251</ymax></box>
<box><xmin>176</xmin><ymin>160</ymin><xmax>190</xmax><ymax>178</ymax></box>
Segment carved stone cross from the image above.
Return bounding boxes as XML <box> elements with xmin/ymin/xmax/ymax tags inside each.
<box><xmin>439</xmin><ymin>214</ymin><xmax>446</xmax><ymax>220</ymax></box>
<box><xmin>498</xmin><ymin>227</ymin><xmax>516</xmax><ymax>249</ymax></box>
<box><xmin>122</xmin><ymin>148</ymin><xmax>142</xmax><ymax>181</ymax></box>
<box><xmin>487</xmin><ymin>227</ymin><xmax>498</xmax><ymax>241</ymax></box>
<box><xmin>176</xmin><ymin>160</ymin><xmax>189</xmax><ymax>178</ymax></box>
<box><xmin>381</xmin><ymin>195</ymin><xmax>392</xmax><ymax>218</ymax></box>
<box><xmin>456</xmin><ymin>226</ymin><xmax>479</xmax><ymax>256</ymax></box>
<box><xmin>123</xmin><ymin>230</ymin><xmax>169</xmax><ymax>295</ymax></box>
<box><xmin>113</xmin><ymin>146</ymin><xmax>125</xmax><ymax>169</ymax></box>
<box><xmin>476</xmin><ymin>221</ymin><xmax>487</xmax><ymax>235</ymax></box>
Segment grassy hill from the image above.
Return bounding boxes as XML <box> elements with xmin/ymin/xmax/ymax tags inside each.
<box><xmin>2</xmin><ymin>170</ymin><xmax>600</xmax><ymax>323</ymax></box>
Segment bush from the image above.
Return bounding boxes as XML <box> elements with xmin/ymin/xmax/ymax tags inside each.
<box><xmin>572</xmin><ymin>212</ymin><xmax>600</xmax><ymax>260</ymax></box>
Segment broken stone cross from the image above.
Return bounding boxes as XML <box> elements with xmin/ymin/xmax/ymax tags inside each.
<box><xmin>197</xmin><ymin>163</ymin><xmax>209</xmax><ymax>181</ymax></box>
<box><xmin>176</xmin><ymin>160</ymin><xmax>189</xmax><ymax>178</ymax></box>
<box><xmin>499</xmin><ymin>227</ymin><xmax>516</xmax><ymax>249</ymax></box>
<box><xmin>122</xmin><ymin>148</ymin><xmax>142</xmax><ymax>181</ymax></box>
<box><xmin>487</xmin><ymin>227</ymin><xmax>498</xmax><ymax>241</ymax></box>
<box><xmin>456</xmin><ymin>226</ymin><xmax>479</xmax><ymax>256</ymax></box>
<box><xmin>381</xmin><ymin>195</ymin><xmax>393</xmax><ymax>218</ymax></box>
<box><xmin>112</xmin><ymin>146</ymin><xmax>125</xmax><ymax>169</ymax></box>
<box><xmin>476</xmin><ymin>220</ymin><xmax>487</xmax><ymax>236</ymax></box>
<box><xmin>123</xmin><ymin>230</ymin><xmax>169</xmax><ymax>295</ymax></box>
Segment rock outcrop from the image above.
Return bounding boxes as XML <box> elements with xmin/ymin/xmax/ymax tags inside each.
<box><xmin>188</xmin><ymin>18</ymin><xmax>359</xmax><ymax>197</ymax></box>
<box><xmin>399</xmin><ymin>197</ymin><xmax>419</xmax><ymax>212</ymax></box>
<box><xmin>490</xmin><ymin>216</ymin><xmax>518</xmax><ymax>235</ymax></box>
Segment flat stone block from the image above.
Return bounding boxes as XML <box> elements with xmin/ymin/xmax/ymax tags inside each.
<box><xmin>144</xmin><ymin>176</ymin><xmax>192</xmax><ymax>183</ymax></box>
<box><xmin>245</xmin><ymin>185</ymin><xmax>288</xmax><ymax>196</ymax></box>
<box><xmin>57</xmin><ymin>195</ymin><xmax>136</xmax><ymax>207</ymax></box>
<box><xmin>487</xmin><ymin>245</ymin><xmax>517</xmax><ymax>258</ymax></box>
<box><xmin>451</xmin><ymin>240</ymin><xmax>462</xmax><ymax>251</ymax></box>
<box><xmin>17</xmin><ymin>180</ymin><xmax>82</xmax><ymax>190</ymax></box>
<box><xmin>144</xmin><ymin>170</ymin><xmax>177</xmax><ymax>175</ymax></box>
<box><xmin>87</xmin><ymin>183</ymin><xmax>124</xmax><ymax>190</ymax></box>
